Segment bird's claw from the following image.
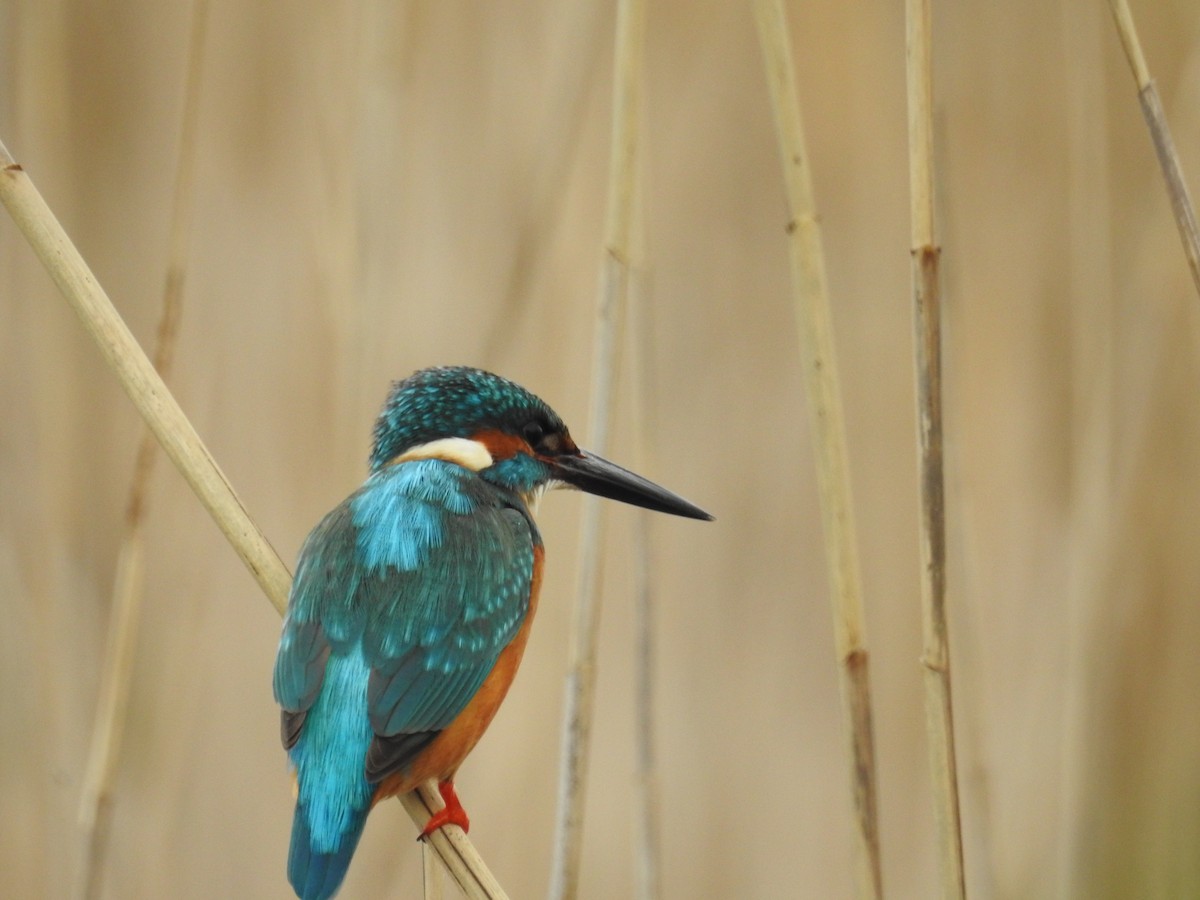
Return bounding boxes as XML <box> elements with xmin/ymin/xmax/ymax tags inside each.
<box><xmin>418</xmin><ymin>781</ymin><xmax>470</xmax><ymax>841</ymax></box>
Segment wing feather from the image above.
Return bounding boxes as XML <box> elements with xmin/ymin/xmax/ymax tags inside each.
<box><xmin>272</xmin><ymin>459</ymin><xmax>538</xmax><ymax>778</ymax></box>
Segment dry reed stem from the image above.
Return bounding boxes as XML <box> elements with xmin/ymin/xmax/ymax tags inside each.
<box><xmin>629</xmin><ymin>278</ymin><xmax>662</xmax><ymax>900</ymax></box>
<box><xmin>0</xmin><ymin>141</ymin><xmax>292</xmax><ymax>612</ymax></box>
<box><xmin>401</xmin><ymin>787</ymin><xmax>509</xmax><ymax>900</ymax></box>
<box><xmin>74</xmin><ymin>537</ymin><xmax>144</xmax><ymax>900</ymax></box>
<box><xmin>548</xmin><ymin>0</ymin><xmax>644</xmax><ymax>897</ymax></box>
<box><xmin>422</xmin><ymin>839</ymin><xmax>445</xmax><ymax>900</ymax></box>
<box><xmin>73</xmin><ymin>5</ymin><xmax>210</xmax><ymax>896</ymax></box>
<box><xmin>0</xmin><ymin>136</ymin><xmax>508</xmax><ymax>900</ymax></box>
<box><xmin>1105</xmin><ymin>0</ymin><xmax>1200</xmax><ymax>298</ymax></box>
<box><xmin>752</xmin><ymin>3</ymin><xmax>882</xmax><ymax>897</ymax></box>
<box><xmin>905</xmin><ymin>0</ymin><xmax>967</xmax><ymax>896</ymax></box>
<box><xmin>631</xmin><ymin>517</ymin><xmax>661</xmax><ymax>900</ymax></box>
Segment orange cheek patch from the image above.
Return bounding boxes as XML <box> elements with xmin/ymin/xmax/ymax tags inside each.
<box><xmin>471</xmin><ymin>428</ymin><xmax>531</xmax><ymax>461</ymax></box>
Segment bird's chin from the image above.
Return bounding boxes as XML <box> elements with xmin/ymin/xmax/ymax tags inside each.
<box><xmin>520</xmin><ymin>483</ymin><xmax>551</xmax><ymax>516</ymax></box>
<box><xmin>522</xmin><ymin>480</ymin><xmax>574</xmax><ymax>515</ymax></box>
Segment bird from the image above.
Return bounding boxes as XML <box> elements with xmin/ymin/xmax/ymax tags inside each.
<box><xmin>273</xmin><ymin>365</ymin><xmax>712</xmax><ymax>900</ymax></box>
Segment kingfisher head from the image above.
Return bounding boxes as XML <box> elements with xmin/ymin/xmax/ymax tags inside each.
<box><xmin>370</xmin><ymin>366</ymin><xmax>712</xmax><ymax>520</ymax></box>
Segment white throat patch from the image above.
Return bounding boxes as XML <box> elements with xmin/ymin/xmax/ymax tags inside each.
<box><xmin>393</xmin><ymin>437</ymin><xmax>495</xmax><ymax>471</ymax></box>
<box><xmin>521</xmin><ymin>483</ymin><xmax>548</xmax><ymax>516</ymax></box>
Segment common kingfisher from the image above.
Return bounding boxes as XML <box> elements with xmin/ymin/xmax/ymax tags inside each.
<box><xmin>273</xmin><ymin>366</ymin><xmax>711</xmax><ymax>900</ymax></box>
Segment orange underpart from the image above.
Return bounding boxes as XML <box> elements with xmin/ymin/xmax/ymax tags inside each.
<box><xmin>419</xmin><ymin>780</ymin><xmax>470</xmax><ymax>840</ymax></box>
<box><xmin>373</xmin><ymin>546</ymin><xmax>546</xmax><ymax>806</ymax></box>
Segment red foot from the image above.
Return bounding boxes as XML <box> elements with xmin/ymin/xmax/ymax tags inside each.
<box><xmin>418</xmin><ymin>780</ymin><xmax>471</xmax><ymax>840</ymax></box>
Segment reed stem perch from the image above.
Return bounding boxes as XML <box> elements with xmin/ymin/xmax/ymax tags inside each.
<box><xmin>0</xmin><ymin>136</ymin><xmax>509</xmax><ymax>900</ymax></box>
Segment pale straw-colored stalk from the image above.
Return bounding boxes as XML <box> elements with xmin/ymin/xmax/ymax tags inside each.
<box><xmin>422</xmin><ymin>821</ymin><xmax>446</xmax><ymax>900</ymax></box>
<box><xmin>752</xmin><ymin>2</ymin><xmax>882</xmax><ymax>896</ymax></box>
<box><xmin>72</xmin><ymin>4</ymin><xmax>210</xmax><ymax>897</ymax></box>
<box><xmin>0</xmin><ymin>137</ymin><xmax>509</xmax><ymax>900</ymax></box>
<box><xmin>905</xmin><ymin>1</ymin><xmax>966</xmax><ymax>897</ymax></box>
<box><xmin>1105</xmin><ymin>0</ymin><xmax>1200</xmax><ymax>299</ymax></box>
<box><xmin>629</xmin><ymin>275</ymin><xmax>661</xmax><ymax>900</ymax></box>
<box><xmin>548</xmin><ymin>0</ymin><xmax>644</xmax><ymax>897</ymax></box>
<box><xmin>0</xmin><ymin>141</ymin><xmax>292</xmax><ymax>612</ymax></box>
<box><xmin>631</xmin><ymin>511</ymin><xmax>661</xmax><ymax>900</ymax></box>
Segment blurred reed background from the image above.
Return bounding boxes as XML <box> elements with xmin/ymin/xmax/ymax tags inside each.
<box><xmin>2</xmin><ymin>1</ymin><xmax>1199</xmax><ymax>897</ymax></box>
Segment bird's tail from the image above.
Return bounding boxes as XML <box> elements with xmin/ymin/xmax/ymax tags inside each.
<box><xmin>287</xmin><ymin>801</ymin><xmax>369</xmax><ymax>900</ymax></box>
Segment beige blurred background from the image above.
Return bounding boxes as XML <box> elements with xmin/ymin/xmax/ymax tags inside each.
<box><xmin>3</xmin><ymin>1</ymin><xmax>1200</xmax><ymax>898</ymax></box>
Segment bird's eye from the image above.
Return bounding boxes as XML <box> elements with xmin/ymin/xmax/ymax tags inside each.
<box><xmin>522</xmin><ymin>420</ymin><xmax>547</xmax><ymax>448</ymax></box>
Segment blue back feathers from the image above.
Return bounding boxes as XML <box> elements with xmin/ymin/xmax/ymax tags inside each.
<box><xmin>274</xmin><ymin>447</ymin><xmax>542</xmax><ymax>900</ymax></box>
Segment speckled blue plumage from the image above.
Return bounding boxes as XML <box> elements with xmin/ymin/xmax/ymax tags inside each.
<box><xmin>369</xmin><ymin>366</ymin><xmax>563</xmax><ymax>471</ymax></box>
<box><xmin>274</xmin><ymin>456</ymin><xmax>542</xmax><ymax>900</ymax></box>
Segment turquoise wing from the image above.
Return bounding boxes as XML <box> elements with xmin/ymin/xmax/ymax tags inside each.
<box><xmin>273</xmin><ymin>460</ymin><xmax>536</xmax><ymax>781</ymax></box>
<box><xmin>273</xmin><ymin>502</ymin><xmax>355</xmax><ymax>748</ymax></box>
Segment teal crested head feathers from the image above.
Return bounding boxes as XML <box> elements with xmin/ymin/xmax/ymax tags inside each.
<box><xmin>370</xmin><ymin>366</ymin><xmax>564</xmax><ymax>470</ymax></box>
<box><xmin>368</xmin><ymin>366</ymin><xmax>713</xmax><ymax>517</ymax></box>
<box><xmin>275</xmin><ymin>365</ymin><xmax>711</xmax><ymax>900</ymax></box>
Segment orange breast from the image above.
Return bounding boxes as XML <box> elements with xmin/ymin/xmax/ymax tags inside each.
<box><xmin>373</xmin><ymin>544</ymin><xmax>545</xmax><ymax>803</ymax></box>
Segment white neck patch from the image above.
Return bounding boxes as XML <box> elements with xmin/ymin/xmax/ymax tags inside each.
<box><xmin>393</xmin><ymin>437</ymin><xmax>495</xmax><ymax>471</ymax></box>
<box><xmin>521</xmin><ymin>483</ymin><xmax>548</xmax><ymax>516</ymax></box>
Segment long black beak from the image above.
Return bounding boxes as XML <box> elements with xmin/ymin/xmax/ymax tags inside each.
<box><xmin>551</xmin><ymin>451</ymin><xmax>714</xmax><ymax>521</ymax></box>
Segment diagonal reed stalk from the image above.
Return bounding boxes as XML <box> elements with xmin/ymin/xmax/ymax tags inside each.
<box><xmin>72</xmin><ymin>5</ymin><xmax>210</xmax><ymax>897</ymax></box>
<box><xmin>548</xmin><ymin>0</ymin><xmax>644</xmax><ymax>897</ymax></box>
<box><xmin>0</xmin><ymin>138</ymin><xmax>509</xmax><ymax>900</ymax></box>
<box><xmin>1104</xmin><ymin>0</ymin><xmax>1200</xmax><ymax>299</ymax></box>
<box><xmin>422</xmin><ymin>823</ymin><xmax>445</xmax><ymax>900</ymax></box>
<box><xmin>752</xmin><ymin>2</ymin><xmax>882</xmax><ymax>897</ymax></box>
<box><xmin>905</xmin><ymin>1</ymin><xmax>967</xmax><ymax>897</ymax></box>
